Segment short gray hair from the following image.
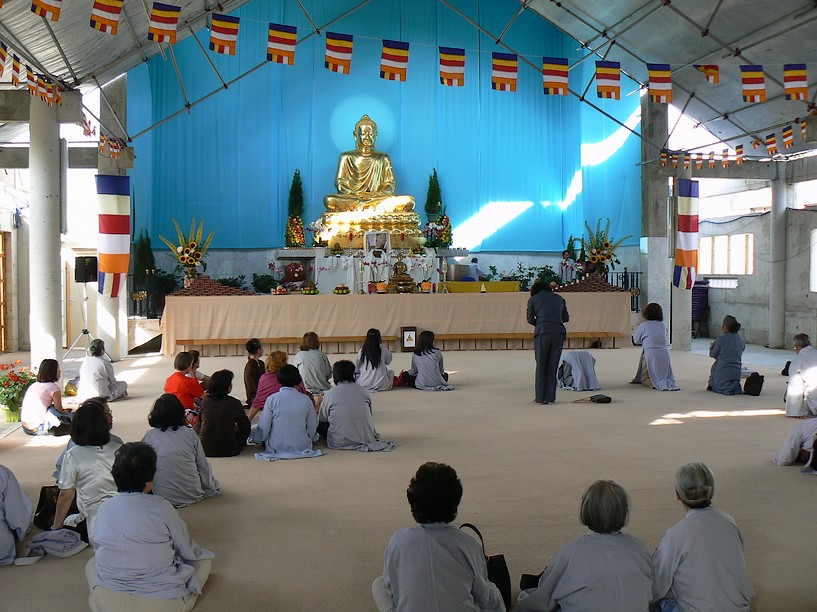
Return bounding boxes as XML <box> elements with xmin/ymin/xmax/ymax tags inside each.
<box><xmin>675</xmin><ymin>462</ymin><xmax>715</xmax><ymax>508</ymax></box>
<box><xmin>90</xmin><ymin>338</ymin><xmax>105</xmax><ymax>357</ymax></box>
<box><xmin>579</xmin><ymin>480</ymin><xmax>629</xmax><ymax>533</ymax></box>
<box><xmin>794</xmin><ymin>334</ymin><xmax>811</xmax><ymax>349</ymax></box>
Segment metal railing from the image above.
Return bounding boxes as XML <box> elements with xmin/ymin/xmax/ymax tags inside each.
<box><xmin>607</xmin><ymin>268</ymin><xmax>642</xmax><ymax>312</ymax></box>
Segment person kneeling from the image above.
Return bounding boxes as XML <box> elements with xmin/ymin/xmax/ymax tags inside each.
<box><xmin>87</xmin><ymin>442</ymin><xmax>215</xmax><ymax>612</ymax></box>
<box><xmin>318</xmin><ymin>360</ymin><xmax>394</xmax><ymax>452</ymax></box>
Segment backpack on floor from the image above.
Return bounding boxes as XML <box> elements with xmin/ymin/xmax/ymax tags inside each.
<box><xmin>743</xmin><ymin>372</ymin><xmax>764</xmax><ymax>396</ymax></box>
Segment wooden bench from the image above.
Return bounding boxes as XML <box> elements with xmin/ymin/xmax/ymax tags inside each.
<box><xmin>430</xmin><ymin>332</ymin><xmax>624</xmax><ymax>351</ymax></box>
<box><xmin>176</xmin><ymin>335</ymin><xmax>399</xmax><ymax>356</ymax></box>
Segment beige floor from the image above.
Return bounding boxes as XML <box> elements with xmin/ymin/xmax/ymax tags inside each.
<box><xmin>1</xmin><ymin>346</ymin><xmax>812</xmax><ymax>611</ymax></box>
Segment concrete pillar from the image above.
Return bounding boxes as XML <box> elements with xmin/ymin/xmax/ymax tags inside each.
<box><xmin>96</xmin><ymin>76</ymin><xmax>129</xmax><ymax>361</ymax></box>
<box><xmin>639</xmin><ymin>96</ymin><xmax>671</xmax><ymax>319</ymax></box>
<box><xmin>769</xmin><ymin>161</ymin><xmax>787</xmax><ymax>348</ymax></box>
<box><xmin>28</xmin><ymin>96</ymin><xmax>62</xmax><ymax>366</ymax></box>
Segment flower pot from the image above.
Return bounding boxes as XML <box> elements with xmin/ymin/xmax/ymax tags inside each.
<box><xmin>2</xmin><ymin>406</ymin><xmax>21</xmax><ymax>422</ymax></box>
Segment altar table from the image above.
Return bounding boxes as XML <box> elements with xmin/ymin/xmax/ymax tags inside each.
<box><xmin>161</xmin><ymin>292</ymin><xmax>632</xmax><ymax>356</ymax></box>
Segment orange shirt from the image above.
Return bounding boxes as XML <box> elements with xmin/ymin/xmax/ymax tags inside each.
<box><xmin>164</xmin><ymin>371</ymin><xmax>204</xmax><ymax>409</ymax></box>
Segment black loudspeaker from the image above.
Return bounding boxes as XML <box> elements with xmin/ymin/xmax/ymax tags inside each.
<box><xmin>75</xmin><ymin>256</ymin><xmax>98</xmax><ymax>283</ymax></box>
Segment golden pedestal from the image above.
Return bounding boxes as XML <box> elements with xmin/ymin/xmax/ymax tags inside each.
<box><xmin>320</xmin><ymin>211</ymin><xmax>422</xmax><ymax>249</ymax></box>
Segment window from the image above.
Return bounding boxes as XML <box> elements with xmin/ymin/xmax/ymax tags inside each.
<box><xmin>698</xmin><ymin>234</ymin><xmax>753</xmax><ymax>275</ymax></box>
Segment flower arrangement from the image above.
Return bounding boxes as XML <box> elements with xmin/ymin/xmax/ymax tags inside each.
<box><xmin>285</xmin><ymin>216</ymin><xmax>306</xmax><ymax>248</ymax></box>
<box><xmin>424</xmin><ymin>210</ymin><xmax>452</xmax><ymax>248</ymax></box>
<box><xmin>306</xmin><ymin>219</ymin><xmax>329</xmax><ymax>247</ymax></box>
<box><xmin>159</xmin><ymin>217</ymin><xmax>214</xmax><ymax>279</ymax></box>
<box><xmin>0</xmin><ymin>361</ymin><xmax>36</xmax><ymax>420</ymax></box>
<box><xmin>579</xmin><ymin>219</ymin><xmax>631</xmax><ymax>276</ymax></box>
<box><xmin>286</xmin><ymin>169</ymin><xmax>306</xmax><ymax>247</ymax></box>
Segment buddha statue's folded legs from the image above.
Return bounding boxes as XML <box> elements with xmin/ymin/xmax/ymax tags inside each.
<box><xmin>324</xmin><ymin>194</ymin><xmax>415</xmax><ymax>213</ymax></box>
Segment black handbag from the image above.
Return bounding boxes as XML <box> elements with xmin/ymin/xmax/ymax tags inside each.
<box><xmin>744</xmin><ymin>372</ymin><xmax>764</xmax><ymax>396</ymax></box>
<box><xmin>33</xmin><ymin>485</ymin><xmax>88</xmax><ymax>542</ymax></box>
<box><xmin>459</xmin><ymin>522</ymin><xmax>512</xmax><ymax>609</ymax></box>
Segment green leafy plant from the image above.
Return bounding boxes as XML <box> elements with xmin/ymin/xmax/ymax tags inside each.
<box><xmin>251</xmin><ymin>273</ymin><xmax>279</xmax><ymax>294</ymax></box>
<box><xmin>219</xmin><ymin>275</ymin><xmax>246</xmax><ymax>289</ymax></box>
<box><xmin>0</xmin><ymin>361</ymin><xmax>36</xmax><ymax>413</ymax></box>
<box><xmin>132</xmin><ymin>229</ymin><xmax>156</xmax><ymax>291</ymax></box>
<box><xmin>424</xmin><ymin>169</ymin><xmax>442</xmax><ymax>221</ymax></box>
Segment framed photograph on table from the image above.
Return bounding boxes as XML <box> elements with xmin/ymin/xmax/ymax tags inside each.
<box><xmin>364</xmin><ymin>231</ymin><xmax>391</xmax><ymax>255</ymax></box>
<box><xmin>401</xmin><ymin>326</ymin><xmax>417</xmax><ymax>352</ymax></box>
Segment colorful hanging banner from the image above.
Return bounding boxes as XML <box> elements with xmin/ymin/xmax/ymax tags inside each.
<box><xmin>439</xmin><ymin>46</ymin><xmax>465</xmax><ymax>87</ymax></box>
<box><xmin>660</xmin><ymin>150</ymin><xmax>668</xmax><ymax>167</ymax></box>
<box><xmin>683</xmin><ymin>153</ymin><xmax>690</xmax><ymax>170</ymax></box>
<box><xmin>31</xmin><ymin>0</ymin><xmax>61</xmax><ymax>21</ymax></box>
<box><xmin>721</xmin><ymin>149</ymin><xmax>729</xmax><ymax>168</ymax></box>
<box><xmin>740</xmin><ymin>65</ymin><xmax>766</xmax><ymax>103</ymax></box>
<box><xmin>672</xmin><ymin>153</ymin><xmax>679</xmax><ymax>168</ymax></box>
<box><xmin>542</xmin><ymin>56</ymin><xmax>568</xmax><ymax>96</ymax></box>
<box><xmin>26</xmin><ymin>66</ymin><xmax>35</xmax><ymax>95</ymax></box>
<box><xmin>695</xmin><ymin>153</ymin><xmax>703</xmax><ymax>170</ymax></box>
<box><xmin>802</xmin><ymin>120</ymin><xmax>809</xmax><ymax>140</ymax></box>
<box><xmin>596</xmin><ymin>61</ymin><xmax>620</xmax><ymax>99</ymax></box>
<box><xmin>380</xmin><ymin>40</ymin><xmax>409</xmax><ymax>82</ymax></box>
<box><xmin>783</xmin><ymin>125</ymin><xmax>794</xmax><ymax>148</ymax></box>
<box><xmin>694</xmin><ymin>64</ymin><xmax>719</xmax><ymax>84</ymax></box>
<box><xmin>46</xmin><ymin>81</ymin><xmax>55</xmax><ymax>106</ymax></box>
<box><xmin>11</xmin><ymin>56</ymin><xmax>20</xmax><ymax>86</ymax></box>
<box><xmin>673</xmin><ymin>178</ymin><xmax>699</xmax><ymax>290</ymax></box>
<box><xmin>148</xmin><ymin>2</ymin><xmax>181</xmax><ymax>44</ymax></box>
<box><xmin>209</xmin><ymin>13</ymin><xmax>239</xmax><ymax>55</ymax></box>
<box><xmin>0</xmin><ymin>43</ymin><xmax>7</xmax><ymax>77</ymax></box>
<box><xmin>36</xmin><ymin>76</ymin><xmax>46</xmax><ymax>101</ymax></box>
<box><xmin>647</xmin><ymin>63</ymin><xmax>672</xmax><ymax>103</ymax></box>
<box><xmin>708</xmin><ymin>152</ymin><xmax>715</xmax><ymax>169</ymax></box>
<box><xmin>90</xmin><ymin>0</ymin><xmax>124</xmax><ymax>35</ymax></box>
<box><xmin>325</xmin><ymin>32</ymin><xmax>353</xmax><ymax>74</ymax></box>
<box><xmin>766</xmin><ymin>133</ymin><xmax>777</xmax><ymax>155</ymax></box>
<box><xmin>491</xmin><ymin>52</ymin><xmax>518</xmax><ymax>92</ymax></box>
<box><xmin>735</xmin><ymin>144</ymin><xmax>744</xmax><ymax>164</ymax></box>
<box><xmin>267</xmin><ymin>23</ymin><xmax>296</xmax><ymax>64</ymax></box>
<box><xmin>784</xmin><ymin>64</ymin><xmax>808</xmax><ymax>101</ymax></box>
<box><xmin>95</xmin><ymin>175</ymin><xmax>131</xmax><ymax>298</ymax></box>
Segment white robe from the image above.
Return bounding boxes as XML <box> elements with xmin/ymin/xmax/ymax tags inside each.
<box><xmin>77</xmin><ymin>355</ymin><xmax>128</xmax><ymax>402</ymax></box>
<box><xmin>632</xmin><ymin>321</ymin><xmax>679</xmax><ymax>391</ymax></box>
<box><xmin>381</xmin><ymin>523</ymin><xmax>505</xmax><ymax>612</ymax></box>
<box><xmin>652</xmin><ymin>506</ymin><xmax>753</xmax><ymax>612</ymax></box>
<box><xmin>250</xmin><ymin>387</ymin><xmax>323</xmax><ymax>461</ymax></box>
<box><xmin>516</xmin><ymin>532</ymin><xmax>653</xmax><ymax>611</ymax></box>
<box><xmin>773</xmin><ymin>418</ymin><xmax>817</xmax><ymax>465</ymax></box>
<box><xmin>0</xmin><ymin>465</ymin><xmax>32</xmax><ymax>565</ymax></box>
<box><xmin>92</xmin><ymin>492</ymin><xmax>214</xmax><ymax>599</ymax></box>
<box><xmin>318</xmin><ymin>382</ymin><xmax>394</xmax><ymax>451</ymax></box>
<box><xmin>785</xmin><ymin>345</ymin><xmax>817</xmax><ymax>417</ymax></box>
<box><xmin>142</xmin><ymin>427</ymin><xmax>221</xmax><ymax>508</ymax></box>
<box><xmin>356</xmin><ymin>345</ymin><xmax>394</xmax><ymax>392</ymax></box>
<box><xmin>57</xmin><ymin>440</ymin><xmax>121</xmax><ymax>536</ymax></box>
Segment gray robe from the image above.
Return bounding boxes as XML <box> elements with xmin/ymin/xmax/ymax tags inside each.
<box><xmin>142</xmin><ymin>426</ymin><xmax>220</xmax><ymax>508</ymax></box>
<box><xmin>250</xmin><ymin>387</ymin><xmax>323</xmax><ymax>461</ymax></box>
<box><xmin>632</xmin><ymin>321</ymin><xmax>679</xmax><ymax>391</ymax></box>
<box><xmin>0</xmin><ymin>465</ymin><xmax>32</xmax><ymax>566</ymax></box>
<box><xmin>408</xmin><ymin>350</ymin><xmax>453</xmax><ymax>391</ymax></box>
<box><xmin>709</xmin><ymin>332</ymin><xmax>745</xmax><ymax>395</ymax></box>
<box><xmin>318</xmin><ymin>382</ymin><xmax>394</xmax><ymax>451</ymax></box>
<box><xmin>293</xmin><ymin>349</ymin><xmax>332</xmax><ymax>394</ymax></box>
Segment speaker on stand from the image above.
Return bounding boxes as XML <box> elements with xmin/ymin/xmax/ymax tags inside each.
<box><xmin>64</xmin><ymin>256</ymin><xmax>98</xmax><ymax>360</ymax></box>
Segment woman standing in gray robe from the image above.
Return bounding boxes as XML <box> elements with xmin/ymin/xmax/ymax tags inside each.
<box><xmin>318</xmin><ymin>360</ymin><xmax>394</xmax><ymax>451</ymax></box>
<box><xmin>708</xmin><ymin>316</ymin><xmax>745</xmax><ymax>395</ymax></box>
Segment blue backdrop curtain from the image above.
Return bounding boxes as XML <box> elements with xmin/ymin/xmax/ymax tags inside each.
<box><xmin>128</xmin><ymin>0</ymin><xmax>641</xmax><ymax>252</ymax></box>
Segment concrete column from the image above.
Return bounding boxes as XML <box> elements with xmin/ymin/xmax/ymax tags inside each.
<box><xmin>96</xmin><ymin>76</ymin><xmax>128</xmax><ymax>361</ymax></box>
<box><xmin>769</xmin><ymin>161</ymin><xmax>787</xmax><ymax>348</ymax></box>
<box><xmin>639</xmin><ymin>96</ymin><xmax>671</xmax><ymax>318</ymax></box>
<box><xmin>28</xmin><ymin>96</ymin><xmax>62</xmax><ymax>365</ymax></box>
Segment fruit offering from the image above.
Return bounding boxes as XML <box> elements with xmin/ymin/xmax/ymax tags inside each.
<box><xmin>302</xmin><ymin>282</ymin><xmax>319</xmax><ymax>295</ymax></box>
<box><xmin>333</xmin><ymin>284</ymin><xmax>350</xmax><ymax>295</ymax></box>
<box><xmin>272</xmin><ymin>286</ymin><xmax>288</xmax><ymax>295</ymax></box>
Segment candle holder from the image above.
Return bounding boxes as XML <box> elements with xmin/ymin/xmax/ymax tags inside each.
<box><xmin>441</xmin><ymin>257</ymin><xmax>449</xmax><ymax>293</ymax></box>
<box><xmin>358</xmin><ymin>255</ymin><xmax>366</xmax><ymax>294</ymax></box>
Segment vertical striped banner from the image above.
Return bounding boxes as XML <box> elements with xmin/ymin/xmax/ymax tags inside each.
<box><xmin>784</xmin><ymin>63</ymin><xmax>808</xmax><ymax>101</ymax></box>
<box><xmin>380</xmin><ymin>40</ymin><xmax>409</xmax><ymax>82</ymax></box>
<box><xmin>740</xmin><ymin>65</ymin><xmax>766</xmax><ymax>103</ymax></box>
<box><xmin>96</xmin><ymin>175</ymin><xmax>130</xmax><ymax>298</ymax></box>
<box><xmin>766</xmin><ymin>133</ymin><xmax>777</xmax><ymax>155</ymax></box>
<box><xmin>491</xmin><ymin>52</ymin><xmax>518</xmax><ymax>92</ymax></box>
<box><xmin>439</xmin><ymin>46</ymin><xmax>465</xmax><ymax>86</ymax></box>
<box><xmin>782</xmin><ymin>125</ymin><xmax>794</xmax><ymax>149</ymax></box>
<box><xmin>267</xmin><ymin>23</ymin><xmax>296</xmax><ymax>64</ymax></box>
<box><xmin>90</xmin><ymin>0</ymin><xmax>124</xmax><ymax>35</ymax></box>
<box><xmin>673</xmin><ymin>178</ymin><xmax>699</xmax><ymax>289</ymax></box>
<box><xmin>148</xmin><ymin>2</ymin><xmax>181</xmax><ymax>44</ymax></box>
<box><xmin>647</xmin><ymin>63</ymin><xmax>672</xmax><ymax>103</ymax></box>
<box><xmin>325</xmin><ymin>32</ymin><xmax>353</xmax><ymax>74</ymax></box>
<box><xmin>735</xmin><ymin>144</ymin><xmax>744</xmax><ymax>164</ymax></box>
<box><xmin>595</xmin><ymin>61</ymin><xmax>620</xmax><ymax>99</ymax></box>
<box><xmin>542</xmin><ymin>56</ymin><xmax>568</xmax><ymax>95</ymax></box>
<box><xmin>209</xmin><ymin>14</ymin><xmax>239</xmax><ymax>55</ymax></box>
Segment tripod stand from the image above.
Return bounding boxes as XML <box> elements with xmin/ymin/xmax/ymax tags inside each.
<box><xmin>64</xmin><ymin>282</ymin><xmax>95</xmax><ymax>360</ymax></box>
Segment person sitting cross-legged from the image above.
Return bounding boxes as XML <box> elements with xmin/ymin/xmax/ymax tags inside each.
<box><xmin>198</xmin><ymin>370</ymin><xmax>251</xmax><ymax>458</ymax></box>
<box><xmin>785</xmin><ymin>333</ymin><xmax>817</xmax><ymax>418</ymax></box>
<box><xmin>250</xmin><ymin>365</ymin><xmax>322</xmax><ymax>462</ymax></box>
<box><xmin>372</xmin><ymin>462</ymin><xmax>505</xmax><ymax>612</ymax></box>
<box><xmin>317</xmin><ymin>360</ymin><xmax>394</xmax><ymax>452</ymax></box>
<box><xmin>86</xmin><ymin>441</ymin><xmax>215</xmax><ymax>612</ymax></box>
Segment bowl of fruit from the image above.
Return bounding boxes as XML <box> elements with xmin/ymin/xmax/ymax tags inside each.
<box><xmin>302</xmin><ymin>282</ymin><xmax>319</xmax><ymax>295</ymax></box>
<box><xmin>272</xmin><ymin>286</ymin><xmax>288</xmax><ymax>295</ymax></box>
<box><xmin>333</xmin><ymin>284</ymin><xmax>350</xmax><ymax>295</ymax></box>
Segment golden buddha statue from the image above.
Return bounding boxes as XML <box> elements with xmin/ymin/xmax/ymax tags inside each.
<box><xmin>387</xmin><ymin>253</ymin><xmax>416</xmax><ymax>294</ymax></box>
<box><xmin>324</xmin><ymin>115</ymin><xmax>415</xmax><ymax>213</ymax></box>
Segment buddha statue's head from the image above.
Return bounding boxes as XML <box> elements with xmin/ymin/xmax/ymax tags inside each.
<box><xmin>353</xmin><ymin>114</ymin><xmax>378</xmax><ymax>154</ymax></box>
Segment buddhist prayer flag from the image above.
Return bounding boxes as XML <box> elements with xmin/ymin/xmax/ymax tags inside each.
<box><xmin>209</xmin><ymin>13</ymin><xmax>239</xmax><ymax>55</ymax></box>
<box><xmin>46</xmin><ymin>81</ymin><xmax>56</xmax><ymax>106</ymax></box>
<box><xmin>0</xmin><ymin>43</ymin><xmax>7</xmax><ymax>77</ymax></box>
<box><xmin>721</xmin><ymin>149</ymin><xmax>729</xmax><ymax>168</ymax></box>
<box><xmin>31</xmin><ymin>0</ymin><xmax>61</xmax><ymax>21</ymax></box>
<box><xmin>542</xmin><ymin>56</ymin><xmax>569</xmax><ymax>96</ymax></box>
<box><xmin>325</xmin><ymin>32</ymin><xmax>353</xmax><ymax>74</ymax></box>
<box><xmin>36</xmin><ymin>76</ymin><xmax>46</xmax><ymax>101</ymax></box>
<box><xmin>11</xmin><ymin>56</ymin><xmax>20</xmax><ymax>86</ymax></box>
<box><xmin>736</xmin><ymin>144</ymin><xmax>744</xmax><ymax>164</ymax></box>
<box><xmin>683</xmin><ymin>153</ymin><xmax>690</xmax><ymax>170</ymax></box>
<box><xmin>695</xmin><ymin>64</ymin><xmax>719</xmax><ymax>84</ymax></box>
<box><xmin>740</xmin><ymin>65</ymin><xmax>766</xmax><ymax>103</ymax></box>
<box><xmin>439</xmin><ymin>46</ymin><xmax>465</xmax><ymax>87</ymax></box>
<box><xmin>802</xmin><ymin>120</ymin><xmax>808</xmax><ymax>140</ymax></box>
<box><xmin>695</xmin><ymin>153</ymin><xmax>703</xmax><ymax>170</ymax></box>
<box><xmin>96</xmin><ymin>175</ymin><xmax>130</xmax><ymax>298</ymax></box>
<box><xmin>766</xmin><ymin>133</ymin><xmax>777</xmax><ymax>155</ymax></box>
<box><xmin>660</xmin><ymin>150</ymin><xmax>668</xmax><ymax>167</ymax></box>
<box><xmin>90</xmin><ymin>0</ymin><xmax>124</xmax><ymax>35</ymax></box>
<box><xmin>148</xmin><ymin>2</ymin><xmax>181</xmax><ymax>44</ymax></box>
<box><xmin>672</xmin><ymin>153</ymin><xmax>679</xmax><ymax>168</ymax></box>
<box><xmin>380</xmin><ymin>40</ymin><xmax>409</xmax><ymax>82</ymax></box>
<box><xmin>267</xmin><ymin>23</ymin><xmax>296</xmax><ymax>64</ymax></box>
<box><xmin>26</xmin><ymin>66</ymin><xmax>35</xmax><ymax>95</ymax></box>
<box><xmin>784</xmin><ymin>63</ymin><xmax>808</xmax><ymax>100</ymax></box>
<box><xmin>783</xmin><ymin>125</ymin><xmax>794</xmax><ymax>148</ymax></box>
<box><xmin>647</xmin><ymin>63</ymin><xmax>672</xmax><ymax>103</ymax></box>
<box><xmin>596</xmin><ymin>61</ymin><xmax>620</xmax><ymax>99</ymax></box>
<box><xmin>708</xmin><ymin>152</ymin><xmax>715</xmax><ymax>168</ymax></box>
<box><xmin>752</xmin><ymin>138</ymin><xmax>761</xmax><ymax>149</ymax></box>
<box><xmin>491</xmin><ymin>52</ymin><xmax>518</xmax><ymax>92</ymax></box>
<box><xmin>673</xmin><ymin>178</ymin><xmax>699</xmax><ymax>289</ymax></box>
